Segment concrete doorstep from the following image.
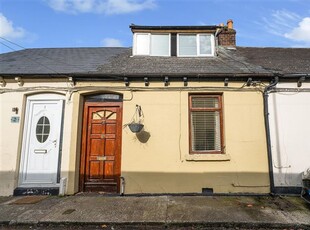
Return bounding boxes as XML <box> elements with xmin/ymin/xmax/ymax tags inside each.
<box><xmin>0</xmin><ymin>195</ymin><xmax>309</xmax><ymax>229</ymax></box>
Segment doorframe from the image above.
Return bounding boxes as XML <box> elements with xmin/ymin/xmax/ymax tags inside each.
<box><xmin>79</xmin><ymin>100</ymin><xmax>123</xmax><ymax>192</ymax></box>
<box><xmin>18</xmin><ymin>93</ymin><xmax>65</xmax><ymax>188</ymax></box>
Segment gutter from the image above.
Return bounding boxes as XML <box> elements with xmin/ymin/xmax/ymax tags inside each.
<box><xmin>0</xmin><ymin>72</ymin><xmax>274</xmax><ymax>80</ymax></box>
<box><xmin>263</xmin><ymin>76</ymin><xmax>279</xmax><ymax>195</ymax></box>
<box><xmin>281</xmin><ymin>73</ymin><xmax>309</xmax><ymax>78</ymax></box>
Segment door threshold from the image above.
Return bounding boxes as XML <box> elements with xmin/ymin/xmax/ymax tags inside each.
<box><xmin>75</xmin><ymin>191</ymin><xmax>120</xmax><ymax>196</ymax></box>
<box><xmin>13</xmin><ymin>187</ymin><xmax>59</xmax><ymax>196</ymax></box>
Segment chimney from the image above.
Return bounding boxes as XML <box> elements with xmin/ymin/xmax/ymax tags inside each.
<box><xmin>218</xmin><ymin>19</ymin><xmax>236</xmax><ymax>47</ymax></box>
<box><xmin>227</xmin><ymin>19</ymin><xmax>233</xmax><ymax>29</ymax></box>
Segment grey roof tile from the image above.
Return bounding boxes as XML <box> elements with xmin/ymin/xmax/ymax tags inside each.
<box><xmin>1</xmin><ymin>46</ymin><xmax>309</xmax><ymax>78</ymax></box>
<box><xmin>0</xmin><ymin>47</ymin><xmax>128</xmax><ymax>75</ymax></box>
<box><xmin>96</xmin><ymin>47</ymin><xmax>271</xmax><ymax>76</ymax></box>
<box><xmin>236</xmin><ymin>47</ymin><xmax>310</xmax><ymax>74</ymax></box>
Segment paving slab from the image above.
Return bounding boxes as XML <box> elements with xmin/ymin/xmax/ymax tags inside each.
<box><xmin>41</xmin><ymin>196</ymin><xmax>168</xmax><ymax>224</ymax></box>
<box><xmin>0</xmin><ymin>195</ymin><xmax>309</xmax><ymax>228</ymax></box>
<box><xmin>0</xmin><ymin>196</ymin><xmax>63</xmax><ymax>224</ymax></box>
<box><xmin>166</xmin><ymin>196</ymin><xmax>310</xmax><ymax>225</ymax></box>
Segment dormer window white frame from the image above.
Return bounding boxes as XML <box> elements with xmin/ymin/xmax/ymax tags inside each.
<box><xmin>133</xmin><ymin>33</ymin><xmax>171</xmax><ymax>56</ymax></box>
<box><xmin>177</xmin><ymin>34</ymin><xmax>215</xmax><ymax>57</ymax></box>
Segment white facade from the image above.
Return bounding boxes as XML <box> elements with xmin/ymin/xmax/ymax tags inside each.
<box><xmin>0</xmin><ymin>81</ymin><xmax>75</xmax><ymax>196</ymax></box>
<box><xmin>268</xmin><ymin>83</ymin><xmax>310</xmax><ymax>189</ymax></box>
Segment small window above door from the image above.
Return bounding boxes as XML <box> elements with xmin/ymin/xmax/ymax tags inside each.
<box><xmin>85</xmin><ymin>94</ymin><xmax>123</xmax><ymax>102</ymax></box>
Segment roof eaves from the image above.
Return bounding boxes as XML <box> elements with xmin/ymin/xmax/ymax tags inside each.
<box><xmin>129</xmin><ymin>24</ymin><xmax>220</xmax><ymax>32</ymax></box>
<box><xmin>0</xmin><ymin>72</ymin><xmax>275</xmax><ymax>78</ymax></box>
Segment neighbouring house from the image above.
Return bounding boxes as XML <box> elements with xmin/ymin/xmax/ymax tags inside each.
<box><xmin>1</xmin><ymin>20</ymin><xmax>307</xmax><ymax>196</ymax></box>
<box><xmin>237</xmin><ymin>47</ymin><xmax>310</xmax><ymax>194</ymax></box>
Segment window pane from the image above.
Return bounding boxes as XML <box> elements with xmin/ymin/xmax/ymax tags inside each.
<box><xmin>192</xmin><ymin>97</ymin><xmax>219</xmax><ymax>108</ymax></box>
<box><xmin>151</xmin><ymin>34</ymin><xmax>169</xmax><ymax>56</ymax></box>
<box><xmin>179</xmin><ymin>35</ymin><xmax>197</xmax><ymax>56</ymax></box>
<box><xmin>191</xmin><ymin>111</ymin><xmax>221</xmax><ymax>151</ymax></box>
<box><xmin>44</xmin><ymin>124</ymin><xmax>50</xmax><ymax>134</ymax></box>
<box><xmin>199</xmin><ymin>35</ymin><xmax>212</xmax><ymax>55</ymax></box>
<box><xmin>135</xmin><ymin>34</ymin><xmax>149</xmax><ymax>55</ymax></box>
<box><xmin>36</xmin><ymin>124</ymin><xmax>43</xmax><ymax>134</ymax></box>
<box><xmin>36</xmin><ymin>116</ymin><xmax>50</xmax><ymax>143</ymax></box>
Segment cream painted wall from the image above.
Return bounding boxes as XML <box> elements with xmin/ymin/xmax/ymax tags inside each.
<box><xmin>120</xmin><ymin>88</ymin><xmax>269</xmax><ymax>194</ymax></box>
<box><xmin>0</xmin><ymin>80</ymin><xmax>270</xmax><ymax>195</ymax></box>
<box><xmin>0</xmin><ymin>90</ymin><xmax>24</xmax><ymax>195</ymax></box>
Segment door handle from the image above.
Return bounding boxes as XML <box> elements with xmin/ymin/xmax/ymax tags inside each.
<box><xmin>52</xmin><ymin>139</ymin><xmax>57</xmax><ymax>147</ymax></box>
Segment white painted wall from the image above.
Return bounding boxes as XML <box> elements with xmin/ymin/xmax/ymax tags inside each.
<box><xmin>0</xmin><ymin>90</ymin><xmax>23</xmax><ymax>195</ymax></box>
<box><xmin>0</xmin><ymin>80</ymin><xmax>74</xmax><ymax>196</ymax></box>
<box><xmin>269</xmin><ymin>83</ymin><xmax>310</xmax><ymax>187</ymax></box>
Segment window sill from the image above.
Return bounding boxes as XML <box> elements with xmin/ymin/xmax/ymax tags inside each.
<box><xmin>185</xmin><ymin>153</ymin><xmax>231</xmax><ymax>162</ymax></box>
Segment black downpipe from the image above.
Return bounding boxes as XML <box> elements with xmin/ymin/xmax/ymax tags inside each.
<box><xmin>263</xmin><ymin>76</ymin><xmax>279</xmax><ymax>194</ymax></box>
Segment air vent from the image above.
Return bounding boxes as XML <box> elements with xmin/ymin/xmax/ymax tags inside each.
<box><xmin>202</xmin><ymin>187</ymin><xmax>214</xmax><ymax>195</ymax></box>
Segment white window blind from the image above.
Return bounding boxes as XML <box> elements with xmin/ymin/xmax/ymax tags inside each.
<box><xmin>151</xmin><ymin>34</ymin><xmax>170</xmax><ymax>56</ymax></box>
<box><xmin>134</xmin><ymin>33</ymin><xmax>170</xmax><ymax>56</ymax></box>
<box><xmin>179</xmin><ymin>34</ymin><xmax>197</xmax><ymax>56</ymax></box>
<box><xmin>199</xmin><ymin>34</ymin><xmax>212</xmax><ymax>55</ymax></box>
<box><xmin>190</xmin><ymin>96</ymin><xmax>222</xmax><ymax>153</ymax></box>
<box><xmin>135</xmin><ymin>34</ymin><xmax>150</xmax><ymax>55</ymax></box>
<box><xmin>178</xmin><ymin>34</ymin><xmax>214</xmax><ymax>57</ymax></box>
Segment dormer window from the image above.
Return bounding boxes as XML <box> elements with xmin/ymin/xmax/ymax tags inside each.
<box><xmin>133</xmin><ymin>32</ymin><xmax>215</xmax><ymax>57</ymax></box>
<box><xmin>133</xmin><ymin>33</ymin><xmax>170</xmax><ymax>56</ymax></box>
<box><xmin>178</xmin><ymin>34</ymin><xmax>215</xmax><ymax>57</ymax></box>
<box><xmin>130</xmin><ymin>25</ymin><xmax>222</xmax><ymax>57</ymax></box>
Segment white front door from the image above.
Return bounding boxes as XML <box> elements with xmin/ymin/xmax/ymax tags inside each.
<box><xmin>19</xmin><ymin>94</ymin><xmax>64</xmax><ymax>187</ymax></box>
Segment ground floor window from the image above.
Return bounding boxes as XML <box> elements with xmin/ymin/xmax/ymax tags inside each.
<box><xmin>189</xmin><ymin>94</ymin><xmax>224</xmax><ymax>154</ymax></box>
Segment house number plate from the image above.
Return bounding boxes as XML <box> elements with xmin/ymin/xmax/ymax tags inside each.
<box><xmin>11</xmin><ymin>116</ymin><xmax>20</xmax><ymax>123</ymax></box>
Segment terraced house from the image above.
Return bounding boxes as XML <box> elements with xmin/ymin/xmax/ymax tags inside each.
<box><xmin>0</xmin><ymin>20</ymin><xmax>309</xmax><ymax>196</ymax></box>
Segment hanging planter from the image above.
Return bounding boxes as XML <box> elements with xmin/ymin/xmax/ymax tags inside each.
<box><xmin>124</xmin><ymin>105</ymin><xmax>144</xmax><ymax>133</ymax></box>
<box><xmin>128</xmin><ymin>123</ymin><xmax>144</xmax><ymax>133</ymax></box>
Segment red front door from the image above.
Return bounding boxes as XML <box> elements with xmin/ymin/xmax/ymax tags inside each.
<box><xmin>80</xmin><ymin>102</ymin><xmax>122</xmax><ymax>193</ymax></box>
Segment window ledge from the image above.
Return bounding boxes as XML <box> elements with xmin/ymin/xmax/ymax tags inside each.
<box><xmin>185</xmin><ymin>153</ymin><xmax>231</xmax><ymax>162</ymax></box>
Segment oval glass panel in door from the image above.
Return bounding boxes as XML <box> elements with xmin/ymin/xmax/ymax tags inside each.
<box><xmin>36</xmin><ymin>116</ymin><xmax>50</xmax><ymax>143</ymax></box>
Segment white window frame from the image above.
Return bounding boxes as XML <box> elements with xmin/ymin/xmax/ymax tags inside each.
<box><xmin>133</xmin><ymin>33</ymin><xmax>171</xmax><ymax>56</ymax></box>
<box><xmin>177</xmin><ymin>33</ymin><xmax>215</xmax><ymax>57</ymax></box>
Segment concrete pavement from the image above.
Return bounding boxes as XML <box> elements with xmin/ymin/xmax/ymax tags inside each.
<box><xmin>0</xmin><ymin>195</ymin><xmax>309</xmax><ymax>229</ymax></box>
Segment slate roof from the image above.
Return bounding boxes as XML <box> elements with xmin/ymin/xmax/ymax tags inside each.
<box><xmin>0</xmin><ymin>47</ymin><xmax>127</xmax><ymax>75</ymax></box>
<box><xmin>237</xmin><ymin>47</ymin><xmax>310</xmax><ymax>74</ymax></box>
<box><xmin>1</xmin><ymin>46</ymin><xmax>309</xmax><ymax>78</ymax></box>
<box><xmin>96</xmin><ymin>47</ymin><xmax>271</xmax><ymax>77</ymax></box>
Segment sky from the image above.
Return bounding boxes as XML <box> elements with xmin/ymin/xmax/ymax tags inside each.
<box><xmin>0</xmin><ymin>0</ymin><xmax>310</xmax><ymax>54</ymax></box>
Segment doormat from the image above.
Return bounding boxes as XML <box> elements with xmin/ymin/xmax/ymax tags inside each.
<box><xmin>9</xmin><ymin>196</ymin><xmax>48</xmax><ymax>205</ymax></box>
